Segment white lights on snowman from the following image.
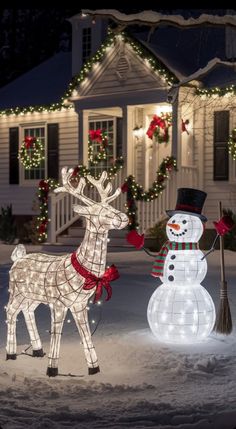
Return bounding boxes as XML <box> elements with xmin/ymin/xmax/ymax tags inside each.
<box><xmin>148</xmin><ymin>188</ymin><xmax>216</xmax><ymax>344</ymax></box>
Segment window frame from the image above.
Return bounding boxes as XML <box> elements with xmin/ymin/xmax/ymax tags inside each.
<box><xmin>88</xmin><ymin>117</ymin><xmax>116</xmax><ymax>176</ymax></box>
<box><xmin>82</xmin><ymin>27</ymin><xmax>92</xmax><ymax>64</ymax></box>
<box><xmin>19</xmin><ymin>122</ymin><xmax>47</xmax><ymax>186</ymax></box>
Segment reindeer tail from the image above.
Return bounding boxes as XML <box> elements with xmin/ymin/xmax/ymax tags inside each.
<box><xmin>11</xmin><ymin>244</ymin><xmax>26</xmax><ymax>262</ymax></box>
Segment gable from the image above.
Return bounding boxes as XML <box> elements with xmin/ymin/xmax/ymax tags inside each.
<box><xmin>77</xmin><ymin>39</ymin><xmax>169</xmax><ymax>98</ymax></box>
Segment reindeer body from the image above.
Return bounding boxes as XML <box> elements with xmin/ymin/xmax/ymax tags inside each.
<box><xmin>6</xmin><ymin>171</ymin><xmax>128</xmax><ymax>376</ymax></box>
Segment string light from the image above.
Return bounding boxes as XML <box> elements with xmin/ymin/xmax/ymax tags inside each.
<box><xmin>18</xmin><ymin>137</ymin><xmax>45</xmax><ymax>169</ymax></box>
<box><xmin>121</xmin><ymin>156</ymin><xmax>177</xmax><ymax>230</ymax></box>
<box><xmin>197</xmin><ymin>85</ymin><xmax>236</xmax><ymax>98</ymax></box>
<box><xmin>6</xmin><ymin>168</ymin><xmax>128</xmax><ymax>376</ymax></box>
<box><xmin>228</xmin><ymin>128</ymin><xmax>236</xmax><ymax>161</ymax></box>
<box><xmin>0</xmin><ymin>29</ymin><xmax>178</xmax><ymax>118</ymax></box>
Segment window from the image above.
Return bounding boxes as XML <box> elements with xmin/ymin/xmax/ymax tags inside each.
<box><xmin>89</xmin><ymin>118</ymin><xmax>115</xmax><ymax>176</ymax></box>
<box><xmin>82</xmin><ymin>27</ymin><xmax>91</xmax><ymax>64</ymax></box>
<box><xmin>21</xmin><ymin>126</ymin><xmax>46</xmax><ymax>182</ymax></box>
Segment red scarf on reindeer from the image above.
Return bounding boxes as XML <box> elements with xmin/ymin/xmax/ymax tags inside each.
<box><xmin>152</xmin><ymin>240</ymin><xmax>199</xmax><ymax>277</ymax></box>
<box><xmin>71</xmin><ymin>252</ymin><xmax>120</xmax><ymax>303</ymax></box>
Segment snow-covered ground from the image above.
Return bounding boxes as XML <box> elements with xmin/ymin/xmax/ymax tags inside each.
<box><xmin>0</xmin><ymin>244</ymin><xmax>236</xmax><ymax>428</ymax></box>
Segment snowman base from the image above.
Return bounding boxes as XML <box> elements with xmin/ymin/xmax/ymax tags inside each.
<box><xmin>147</xmin><ymin>283</ymin><xmax>216</xmax><ymax>344</ymax></box>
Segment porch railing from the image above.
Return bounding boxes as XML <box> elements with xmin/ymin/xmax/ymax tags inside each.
<box><xmin>47</xmin><ymin>165</ymin><xmax>198</xmax><ymax>242</ymax></box>
<box><xmin>47</xmin><ymin>170</ymin><xmax>126</xmax><ymax>243</ymax></box>
<box><xmin>136</xmin><ymin>166</ymin><xmax>198</xmax><ymax>234</ymax></box>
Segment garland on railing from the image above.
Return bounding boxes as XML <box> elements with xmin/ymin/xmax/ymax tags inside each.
<box><xmin>228</xmin><ymin>128</ymin><xmax>236</xmax><ymax>161</ymax></box>
<box><xmin>36</xmin><ymin>179</ymin><xmax>59</xmax><ymax>242</ymax></box>
<box><xmin>121</xmin><ymin>156</ymin><xmax>177</xmax><ymax>230</ymax></box>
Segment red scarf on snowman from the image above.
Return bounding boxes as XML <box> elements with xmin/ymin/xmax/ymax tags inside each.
<box><xmin>151</xmin><ymin>240</ymin><xmax>199</xmax><ymax>278</ymax></box>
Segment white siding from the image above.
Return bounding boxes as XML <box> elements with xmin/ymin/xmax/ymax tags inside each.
<box><xmin>197</xmin><ymin>95</ymin><xmax>236</xmax><ymax>226</ymax></box>
<box><xmin>0</xmin><ymin>108</ymin><xmax>78</xmax><ymax>215</ymax></box>
<box><xmin>79</xmin><ymin>41</ymin><xmax>167</xmax><ymax>98</ymax></box>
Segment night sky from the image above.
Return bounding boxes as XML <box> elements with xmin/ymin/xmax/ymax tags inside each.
<box><xmin>0</xmin><ymin>8</ymin><xmax>232</xmax><ymax>88</ymax></box>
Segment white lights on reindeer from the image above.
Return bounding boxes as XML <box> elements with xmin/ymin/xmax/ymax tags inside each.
<box><xmin>6</xmin><ymin>169</ymin><xmax>128</xmax><ymax>376</ymax></box>
<box><xmin>148</xmin><ymin>188</ymin><xmax>216</xmax><ymax>344</ymax></box>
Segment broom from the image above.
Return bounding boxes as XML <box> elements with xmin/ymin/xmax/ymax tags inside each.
<box><xmin>213</xmin><ymin>201</ymin><xmax>232</xmax><ymax>334</ymax></box>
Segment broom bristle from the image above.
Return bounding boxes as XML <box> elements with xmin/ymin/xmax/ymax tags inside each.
<box><xmin>213</xmin><ymin>296</ymin><xmax>232</xmax><ymax>335</ymax></box>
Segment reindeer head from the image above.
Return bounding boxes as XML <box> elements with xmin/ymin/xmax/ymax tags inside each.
<box><xmin>55</xmin><ymin>168</ymin><xmax>128</xmax><ymax>233</ymax></box>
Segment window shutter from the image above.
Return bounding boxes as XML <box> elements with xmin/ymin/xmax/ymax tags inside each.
<box><xmin>213</xmin><ymin>111</ymin><xmax>229</xmax><ymax>180</ymax></box>
<box><xmin>116</xmin><ymin>118</ymin><xmax>123</xmax><ymax>157</ymax></box>
<box><xmin>9</xmin><ymin>127</ymin><xmax>19</xmax><ymax>184</ymax></box>
<box><xmin>47</xmin><ymin>123</ymin><xmax>59</xmax><ymax>180</ymax></box>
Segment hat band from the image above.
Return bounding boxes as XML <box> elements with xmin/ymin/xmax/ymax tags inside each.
<box><xmin>175</xmin><ymin>203</ymin><xmax>201</xmax><ymax>213</ymax></box>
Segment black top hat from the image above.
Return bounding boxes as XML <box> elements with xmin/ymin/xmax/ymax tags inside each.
<box><xmin>166</xmin><ymin>188</ymin><xmax>207</xmax><ymax>222</ymax></box>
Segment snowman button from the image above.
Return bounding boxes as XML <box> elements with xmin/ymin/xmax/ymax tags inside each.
<box><xmin>168</xmin><ymin>275</ymin><xmax>174</xmax><ymax>281</ymax></box>
<box><xmin>171</xmin><ymin>255</ymin><xmax>176</xmax><ymax>260</ymax></box>
<box><xmin>169</xmin><ymin>264</ymin><xmax>174</xmax><ymax>270</ymax></box>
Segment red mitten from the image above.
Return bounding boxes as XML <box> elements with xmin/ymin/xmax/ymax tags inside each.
<box><xmin>213</xmin><ymin>215</ymin><xmax>235</xmax><ymax>236</ymax></box>
<box><xmin>126</xmin><ymin>230</ymin><xmax>144</xmax><ymax>249</ymax></box>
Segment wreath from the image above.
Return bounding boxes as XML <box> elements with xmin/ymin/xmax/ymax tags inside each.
<box><xmin>18</xmin><ymin>136</ymin><xmax>44</xmax><ymax>169</ymax></box>
<box><xmin>228</xmin><ymin>128</ymin><xmax>236</xmax><ymax>161</ymax></box>
<box><xmin>146</xmin><ymin>112</ymin><xmax>172</xmax><ymax>144</ymax></box>
<box><xmin>88</xmin><ymin>129</ymin><xmax>109</xmax><ymax>166</ymax></box>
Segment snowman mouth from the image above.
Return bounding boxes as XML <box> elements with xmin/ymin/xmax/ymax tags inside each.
<box><xmin>170</xmin><ymin>230</ymin><xmax>187</xmax><ymax>237</ymax></box>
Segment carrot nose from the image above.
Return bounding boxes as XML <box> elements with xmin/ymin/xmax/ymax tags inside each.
<box><xmin>167</xmin><ymin>223</ymin><xmax>180</xmax><ymax>231</ymax></box>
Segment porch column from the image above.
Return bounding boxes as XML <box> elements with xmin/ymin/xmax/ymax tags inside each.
<box><xmin>171</xmin><ymin>90</ymin><xmax>179</xmax><ymax>160</ymax></box>
<box><xmin>122</xmin><ymin>106</ymin><xmax>134</xmax><ymax>176</ymax></box>
<box><xmin>78</xmin><ymin>110</ymin><xmax>89</xmax><ymax>165</ymax></box>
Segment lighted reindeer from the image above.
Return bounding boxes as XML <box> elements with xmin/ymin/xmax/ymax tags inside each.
<box><xmin>6</xmin><ymin>168</ymin><xmax>128</xmax><ymax>376</ymax></box>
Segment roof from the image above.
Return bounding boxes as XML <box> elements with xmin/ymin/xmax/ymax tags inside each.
<box><xmin>0</xmin><ymin>52</ymin><xmax>72</xmax><ymax>109</ymax></box>
<box><xmin>201</xmin><ymin>63</ymin><xmax>236</xmax><ymax>87</ymax></box>
<box><xmin>134</xmin><ymin>26</ymin><xmax>227</xmax><ymax>78</ymax></box>
<box><xmin>0</xmin><ymin>14</ymin><xmax>235</xmax><ymax>112</ymax></box>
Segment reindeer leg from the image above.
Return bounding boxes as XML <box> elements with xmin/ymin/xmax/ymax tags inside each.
<box><xmin>47</xmin><ymin>303</ymin><xmax>67</xmax><ymax>377</ymax></box>
<box><xmin>6</xmin><ymin>293</ymin><xmax>24</xmax><ymax>359</ymax></box>
<box><xmin>22</xmin><ymin>303</ymin><xmax>44</xmax><ymax>357</ymax></box>
<box><xmin>71</xmin><ymin>304</ymin><xmax>100</xmax><ymax>375</ymax></box>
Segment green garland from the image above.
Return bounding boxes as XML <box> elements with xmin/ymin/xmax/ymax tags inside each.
<box><xmin>71</xmin><ymin>156</ymin><xmax>124</xmax><ymax>182</ymax></box>
<box><xmin>0</xmin><ymin>29</ymin><xmax>178</xmax><ymax>117</ymax></box>
<box><xmin>36</xmin><ymin>178</ymin><xmax>59</xmax><ymax>242</ymax></box>
<box><xmin>197</xmin><ymin>85</ymin><xmax>236</xmax><ymax>97</ymax></box>
<box><xmin>228</xmin><ymin>128</ymin><xmax>236</xmax><ymax>161</ymax></box>
<box><xmin>36</xmin><ymin>128</ymin><xmax>124</xmax><ymax>241</ymax></box>
<box><xmin>121</xmin><ymin>156</ymin><xmax>177</xmax><ymax>230</ymax></box>
<box><xmin>124</xmin><ymin>33</ymin><xmax>178</xmax><ymax>86</ymax></box>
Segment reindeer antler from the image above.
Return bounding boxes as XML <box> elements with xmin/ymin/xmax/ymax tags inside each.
<box><xmin>54</xmin><ymin>167</ymin><xmax>93</xmax><ymax>206</ymax></box>
<box><xmin>87</xmin><ymin>171</ymin><xmax>121</xmax><ymax>204</ymax></box>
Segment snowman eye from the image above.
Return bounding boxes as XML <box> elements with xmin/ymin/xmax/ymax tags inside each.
<box><xmin>182</xmin><ymin>220</ymin><xmax>187</xmax><ymax>224</ymax></box>
<box><xmin>172</xmin><ymin>220</ymin><xmax>176</xmax><ymax>223</ymax></box>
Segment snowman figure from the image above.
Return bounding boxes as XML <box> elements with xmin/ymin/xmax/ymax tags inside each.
<box><xmin>148</xmin><ymin>188</ymin><xmax>216</xmax><ymax>344</ymax></box>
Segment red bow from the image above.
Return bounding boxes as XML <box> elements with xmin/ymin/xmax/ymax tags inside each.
<box><xmin>71</xmin><ymin>252</ymin><xmax>120</xmax><ymax>303</ymax></box>
<box><xmin>89</xmin><ymin>129</ymin><xmax>103</xmax><ymax>143</ymax></box>
<box><xmin>24</xmin><ymin>136</ymin><xmax>36</xmax><ymax>149</ymax></box>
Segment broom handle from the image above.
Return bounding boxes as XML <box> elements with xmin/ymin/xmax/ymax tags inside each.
<box><xmin>219</xmin><ymin>201</ymin><xmax>226</xmax><ymax>285</ymax></box>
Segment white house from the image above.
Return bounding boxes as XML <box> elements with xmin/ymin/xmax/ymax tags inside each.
<box><xmin>0</xmin><ymin>10</ymin><xmax>236</xmax><ymax>244</ymax></box>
